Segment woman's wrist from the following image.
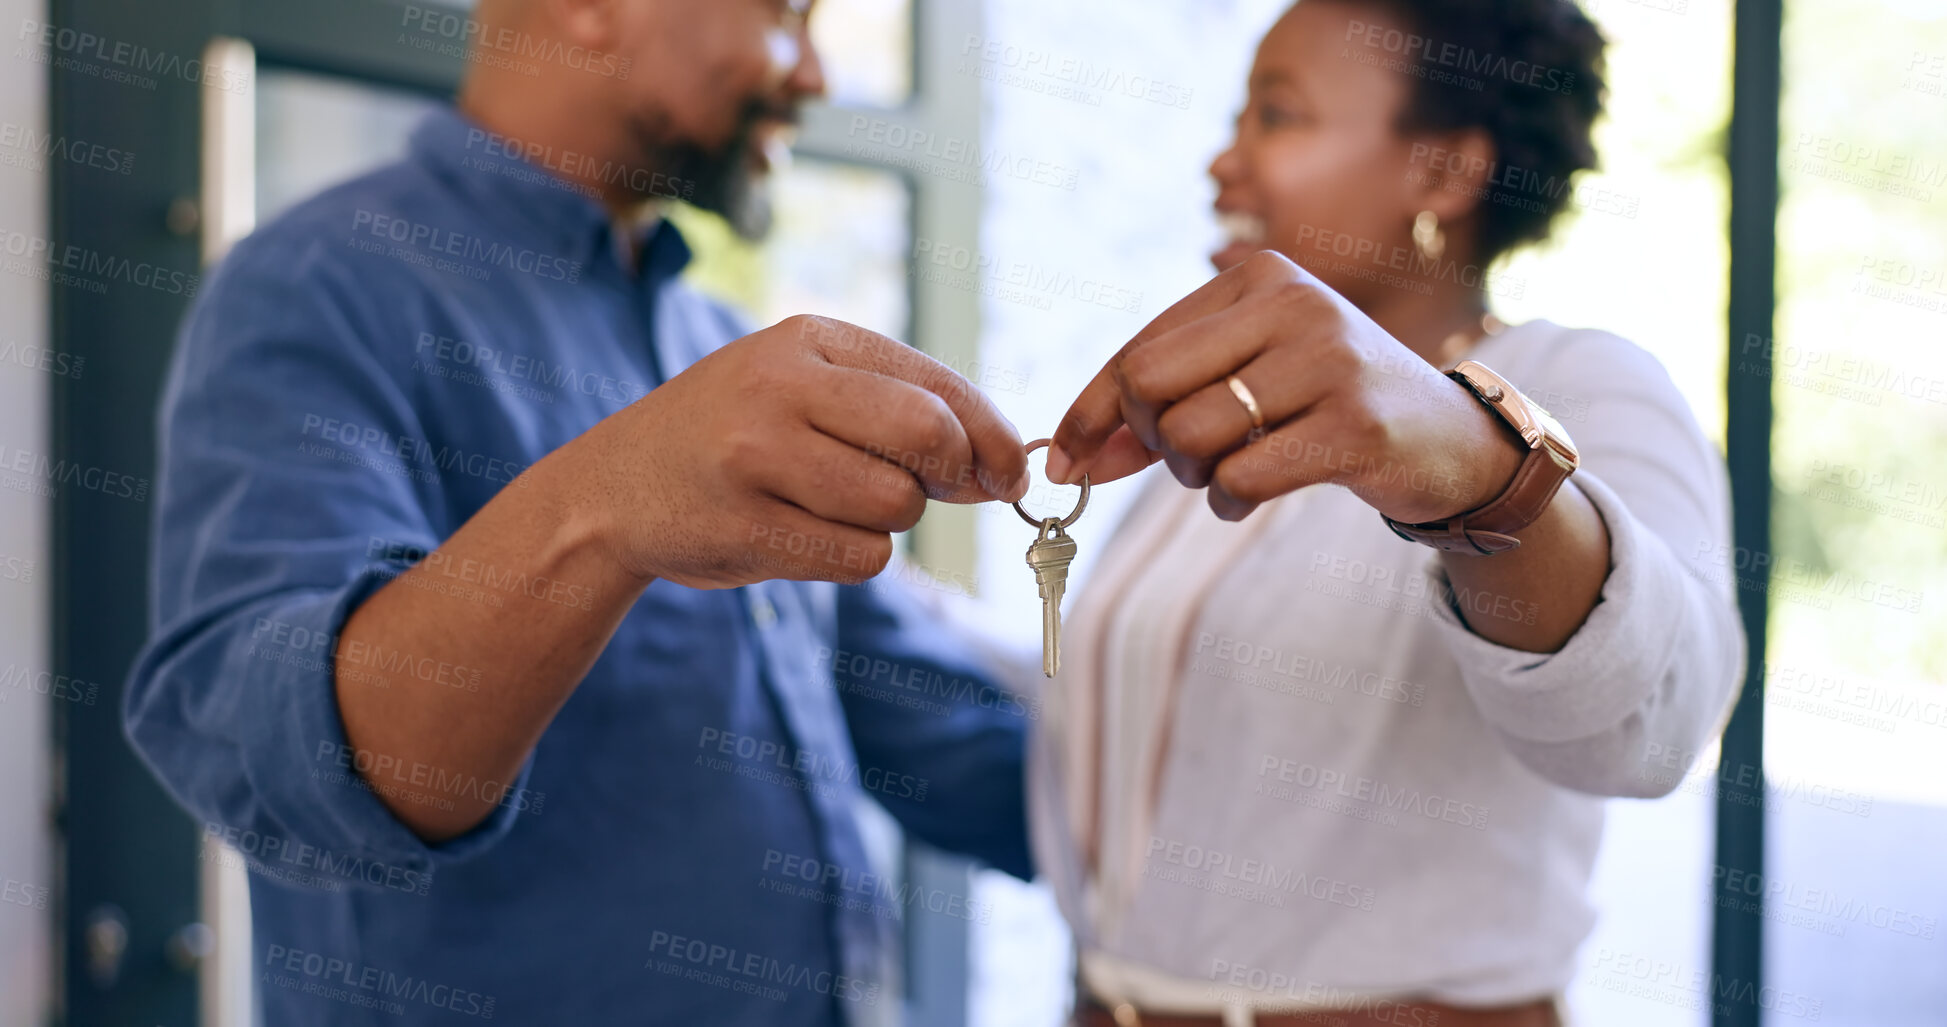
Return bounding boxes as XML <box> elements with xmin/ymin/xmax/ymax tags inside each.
<box><xmin>1445</xmin><ymin>394</ymin><xmax>1529</xmax><ymax>518</ymax></box>
<box><xmin>1373</xmin><ymin>379</ymin><xmax>1528</xmax><ymax>526</ymax></box>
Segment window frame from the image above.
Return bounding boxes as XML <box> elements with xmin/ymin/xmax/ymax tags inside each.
<box><xmin>791</xmin><ymin>6</ymin><xmax>989</xmax><ymax>1025</ymax></box>
<box><xmin>1716</xmin><ymin>2</ymin><xmax>1782</xmax><ymax>1025</ymax></box>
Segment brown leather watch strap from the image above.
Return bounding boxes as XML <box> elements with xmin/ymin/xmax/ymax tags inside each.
<box><xmin>1383</xmin><ymin>363</ymin><xmax>1579</xmax><ymax>555</ymax></box>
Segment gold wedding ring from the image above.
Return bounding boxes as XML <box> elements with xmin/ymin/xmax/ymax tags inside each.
<box><xmin>1012</xmin><ymin>438</ymin><xmax>1090</xmax><ymax>529</ymax></box>
<box><xmin>1226</xmin><ymin>375</ymin><xmax>1265</xmax><ymax>430</ymax></box>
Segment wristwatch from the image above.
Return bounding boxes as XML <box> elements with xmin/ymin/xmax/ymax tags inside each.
<box><xmin>1383</xmin><ymin>360</ymin><xmax>1580</xmax><ymax>555</ymax></box>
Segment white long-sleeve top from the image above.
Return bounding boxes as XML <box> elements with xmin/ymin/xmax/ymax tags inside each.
<box><xmin>1025</xmin><ymin>319</ymin><xmax>1747</xmax><ymax>1013</ymax></box>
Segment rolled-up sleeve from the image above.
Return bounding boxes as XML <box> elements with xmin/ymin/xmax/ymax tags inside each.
<box><xmin>1427</xmin><ymin>329</ymin><xmax>1747</xmax><ymax>798</ymax></box>
<box><xmin>123</xmin><ymin>240</ymin><xmax>529</xmax><ymax>889</ymax></box>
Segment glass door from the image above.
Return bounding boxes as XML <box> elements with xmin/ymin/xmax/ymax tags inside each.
<box><xmin>1764</xmin><ymin>1</ymin><xmax>1947</xmax><ymax>1022</ymax></box>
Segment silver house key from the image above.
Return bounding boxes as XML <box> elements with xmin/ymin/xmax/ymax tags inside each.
<box><xmin>1025</xmin><ymin>520</ymin><xmax>1077</xmax><ymax>676</ymax></box>
<box><xmin>1014</xmin><ymin>439</ymin><xmax>1090</xmax><ymax>677</ymax></box>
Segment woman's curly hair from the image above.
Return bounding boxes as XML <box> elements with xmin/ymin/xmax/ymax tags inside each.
<box><xmin>1337</xmin><ymin>0</ymin><xmax>1610</xmax><ymax>264</ymax></box>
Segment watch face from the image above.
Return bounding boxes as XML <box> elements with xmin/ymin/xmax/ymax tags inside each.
<box><xmin>1532</xmin><ymin>404</ymin><xmax>1571</xmax><ymax>443</ymax></box>
<box><xmin>1454</xmin><ymin>361</ymin><xmax>1578</xmax><ymax>464</ymax></box>
<box><xmin>1529</xmin><ymin>403</ymin><xmax>1580</xmax><ymax>467</ymax></box>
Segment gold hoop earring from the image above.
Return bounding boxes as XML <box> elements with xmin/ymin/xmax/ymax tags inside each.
<box><xmin>1412</xmin><ymin>210</ymin><xmax>1446</xmax><ymax>261</ymax></box>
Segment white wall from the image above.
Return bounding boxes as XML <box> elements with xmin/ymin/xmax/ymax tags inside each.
<box><xmin>0</xmin><ymin>0</ymin><xmax>54</xmax><ymax>1019</ymax></box>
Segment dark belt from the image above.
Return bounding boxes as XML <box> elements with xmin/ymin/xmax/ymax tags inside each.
<box><xmin>1074</xmin><ymin>995</ymin><xmax>1561</xmax><ymax>1027</ymax></box>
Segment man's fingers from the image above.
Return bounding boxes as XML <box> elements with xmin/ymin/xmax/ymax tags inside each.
<box><xmin>791</xmin><ymin>315</ymin><xmax>1027</xmax><ymax>501</ymax></box>
<box><xmin>803</xmin><ymin>364</ymin><xmax>986</xmax><ymax>503</ymax></box>
<box><xmin>740</xmin><ymin>497</ymin><xmax>895</xmax><ymax>586</ymax></box>
<box><xmin>765</xmin><ymin>430</ymin><xmax>930</xmax><ymax>534</ymax></box>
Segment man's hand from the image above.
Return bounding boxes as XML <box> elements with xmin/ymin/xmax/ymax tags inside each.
<box><xmin>334</xmin><ymin>314</ymin><xmax>1027</xmax><ymax>841</ymax></box>
<box><xmin>1046</xmin><ymin>251</ymin><xmax>1520</xmax><ymax>524</ymax></box>
<box><xmin>582</xmin><ymin>315</ymin><xmax>1030</xmax><ymax>589</ymax></box>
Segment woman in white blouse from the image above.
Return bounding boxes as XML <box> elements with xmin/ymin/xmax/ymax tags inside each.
<box><xmin>1028</xmin><ymin>1</ymin><xmax>1745</xmax><ymax>1024</ymax></box>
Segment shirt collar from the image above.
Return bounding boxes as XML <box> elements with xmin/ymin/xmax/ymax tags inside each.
<box><xmin>407</xmin><ymin>106</ymin><xmax>693</xmax><ymax>281</ymax></box>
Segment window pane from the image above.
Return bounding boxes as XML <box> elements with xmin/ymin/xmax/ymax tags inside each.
<box><xmin>810</xmin><ymin>0</ymin><xmax>914</xmax><ymax>109</ymax></box>
<box><xmin>1495</xmin><ymin>5</ymin><xmax>1731</xmax><ymax>440</ymax></box>
<box><xmin>674</xmin><ymin>158</ymin><xmax>912</xmax><ymax>338</ymax></box>
<box><xmin>256</xmin><ymin>70</ymin><xmax>434</xmax><ymax>223</ymax></box>
<box><xmin>1768</xmin><ymin>2</ymin><xmax>1947</xmax><ymax>1023</ymax></box>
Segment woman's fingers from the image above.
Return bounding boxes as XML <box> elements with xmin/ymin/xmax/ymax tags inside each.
<box><xmin>1071</xmin><ymin>425</ymin><xmax>1162</xmax><ymax>485</ymax></box>
<box><xmin>1109</xmin><ymin>280</ymin><xmax>1352</xmax><ymax>490</ymax></box>
<box><xmin>1203</xmin><ymin>413</ymin><xmax>1343</xmax><ymax>522</ymax></box>
<box><xmin>1144</xmin><ymin>303</ymin><xmax>1354</xmax><ymax>487</ymax></box>
<box><xmin>1046</xmin><ymin>362</ymin><xmax>1128</xmax><ymax>485</ymax></box>
<box><xmin>1112</xmin><ymin>303</ymin><xmax>1268</xmax><ymax>455</ymax></box>
<box><xmin>1047</xmin><ymin>255</ymin><xmax>1278</xmax><ymax>483</ymax></box>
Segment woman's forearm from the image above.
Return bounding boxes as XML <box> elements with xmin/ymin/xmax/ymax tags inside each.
<box><xmin>1437</xmin><ymin>479</ymin><xmax>1611</xmax><ymax>653</ymax></box>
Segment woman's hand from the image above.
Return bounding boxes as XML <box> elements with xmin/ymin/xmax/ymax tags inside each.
<box><xmin>1047</xmin><ymin>251</ymin><xmax>1523</xmax><ymax>524</ymax></box>
<box><xmin>1049</xmin><ymin>250</ymin><xmax>1613</xmax><ymax>654</ymax></box>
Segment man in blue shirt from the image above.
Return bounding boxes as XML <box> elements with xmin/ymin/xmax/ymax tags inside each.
<box><xmin>123</xmin><ymin>1</ymin><xmax>1037</xmax><ymax>1024</ymax></box>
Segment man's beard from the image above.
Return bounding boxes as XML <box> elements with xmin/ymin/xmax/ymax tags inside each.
<box><xmin>647</xmin><ymin>99</ymin><xmax>781</xmax><ymax>242</ymax></box>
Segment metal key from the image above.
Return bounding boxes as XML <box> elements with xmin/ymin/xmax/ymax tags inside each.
<box><xmin>1012</xmin><ymin>438</ymin><xmax>1091</xmax><ymax>678</ymax></box>
<box><xmin>1026</xmin><ymin>520</ymin><xmax>1077</xmax><ymax>677</ymax></box>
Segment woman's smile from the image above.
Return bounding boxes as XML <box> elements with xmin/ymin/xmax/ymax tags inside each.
<box><xmin>1213</xmin><ymin>209</ymin><xmax>1270</xmax><ymax>272</ymax></box>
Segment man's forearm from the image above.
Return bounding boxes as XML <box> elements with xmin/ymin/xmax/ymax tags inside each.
<box><xmin>334</xmin><ymin>443</ymin><xmax>651</xmax><ymax>841</ymax></box>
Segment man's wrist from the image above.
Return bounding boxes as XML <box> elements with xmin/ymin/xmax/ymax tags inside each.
<box><xmin>525</xmin><ymin>446</ymin><xmax>660</xmax><ymax>593</ymax></box>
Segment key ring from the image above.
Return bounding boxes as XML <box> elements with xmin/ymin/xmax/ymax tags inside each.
<box><xmin>1012</xmin><ymin>438</ymin><xmax>1090</xmax><ymax>529</ymax></box>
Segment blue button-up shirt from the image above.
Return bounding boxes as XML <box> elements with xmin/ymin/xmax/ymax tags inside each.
<box><xmin>124</xmin><ymin>108</ymin><xmax>1032</xmax><ymax>1027</ymax></box>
